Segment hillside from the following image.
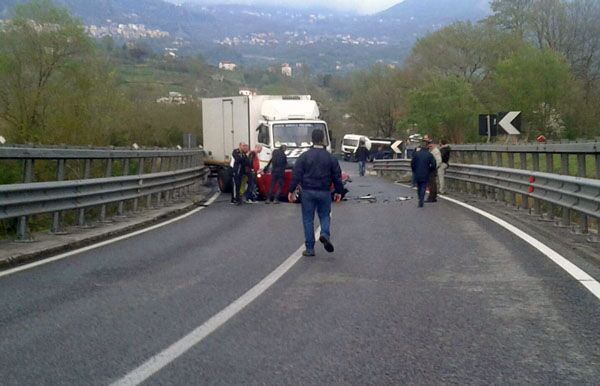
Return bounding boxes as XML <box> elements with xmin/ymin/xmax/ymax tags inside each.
<box><xmin>0</xmin><ymin>0</ymin><xmax>492</xmax><ymax>72</ymax></box>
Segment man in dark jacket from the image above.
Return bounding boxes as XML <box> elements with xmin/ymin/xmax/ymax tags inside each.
<box><xmin>231</xmin><ymin>142</ymin><xmax>248</xmax><ymax>205</ymax></box>
<box><xmin>411</xmin><ymin>142</ymin><xmax>437</xmax><ymax>208</ymax></box>
<box><xmin>265</xmin><ymin>144</ymin><xmax>287</xmax><ymax>204</ymax></box>
<box><xmin>288</xmin><ymin>130</ymin><xmax>343</xmax><ymax>256</ymax></box>
<box><xmin>355</xmin><ymin>139</ymin><xmax>369</xmax><ymax>176</ymax></box>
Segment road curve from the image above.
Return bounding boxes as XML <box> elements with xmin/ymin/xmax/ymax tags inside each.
<box><xmin>0</xmin><ymin>162</ymin><xmax>598</xmax><ymax>385</ymax></box>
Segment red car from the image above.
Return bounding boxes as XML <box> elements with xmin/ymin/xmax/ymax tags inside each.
<box><xmin>255</xmin><ymin>167</ymin><xmax>350</xmax><ymax>202</ymax></box>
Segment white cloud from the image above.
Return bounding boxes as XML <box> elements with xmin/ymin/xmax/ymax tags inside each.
<box><xmin>176</xmin><ymin>0</ymin><xmax>402</xmax><ymax>14</ymax></box>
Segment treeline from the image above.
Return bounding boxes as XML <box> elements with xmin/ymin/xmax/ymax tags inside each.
<box><xmin>343</xmin><ymin>0</ymin><xmax>600</xmax><ymax>142</ymax></box>
<box><xmin>0</xmin><ymin>0</ymin><xmax>203</xmax><ymax>148</ymax></box>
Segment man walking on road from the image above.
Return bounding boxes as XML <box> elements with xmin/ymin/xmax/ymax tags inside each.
<box><xmin>265</xmin><ymin>144</ymin><xmax>287</xmax><ymax>204</ymax></box>
<box><xmin>288</xmin><ymin>129</ymin><xmax>344</xmax><ymax>257</ymax></box>
<box><xmin>355</xmin><ymin>139</ymin><xmax>369</xmax><ymax>176</ymax></box>
<box><xmin>411</xmin><ymin>140</ymin><xmax>437</xmax><ymax>208</ymax></box>
<box><xmin>439</xmin><ymin>140</ymin><xmax>451</xmax><ymax>194</ymax></box>
<box><xmin>427</xmin><ymin>139</ymin><xmax>442</xmax><ymax>203</ymax></box>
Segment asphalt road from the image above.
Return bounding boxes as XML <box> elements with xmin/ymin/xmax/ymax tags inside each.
<box><xmin>0</xmin><ymin>162</ymin><xmax>599</xmax><ymax>385</ymax></box>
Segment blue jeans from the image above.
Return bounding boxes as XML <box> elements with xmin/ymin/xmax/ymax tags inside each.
<box><xmin>245</xmin><ymin>172</ymin><xmax>256</xmax><ymax>201</ymax></box>
<box><xmin>417</xmin><ymin>181</ymin><xmax>427</xmax><ymax>206</ymax></box>
<box><xmin>301</xmin><ymin>189</ymin><xmax>332</xmax><ymax>251</ymax></box>
<box><xmin>358</xmin><ymin>161</ymin><xmax>366</xmax><ymax>176</ymax></box>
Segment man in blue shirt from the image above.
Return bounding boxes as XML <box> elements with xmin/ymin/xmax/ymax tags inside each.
<box><xmin>288</xmin><ymin>130</ymin><xmax>344</xmax><ymax>257</ymax></box>
<box><xmin>355</xmin><ymin>139</ymin><xmax>370</xmax><ymax>176</ymax></box>
<box><xmin>411</xmin><ymin>141</ymin><xmax>437</xmax><ymax>208</ymax></box>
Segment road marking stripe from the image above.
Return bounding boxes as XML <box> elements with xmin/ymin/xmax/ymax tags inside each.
<box><xmin>0</xmin><ymin>192</ymin><xmax>221</xmax><ymax>279</ymax></box>
<box><xmin>432</xmin><ymin>191</ymin><xmax>600</xmax><ymax>301</ymax></box>
<box><xmin>111</xmin><ymin>228</ymin><xmax>320</xmax><ymax>386</ymax></box>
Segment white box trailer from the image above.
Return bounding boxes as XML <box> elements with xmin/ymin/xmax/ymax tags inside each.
<box><xmin>202</xmin><ymin>95</ymin><xmax>332</xmax><ymax>193</ymax></box>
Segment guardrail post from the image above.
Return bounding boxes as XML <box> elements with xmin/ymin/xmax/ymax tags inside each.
<box><xmin>532</xmin><ymin>154</ymin><xmax>541</xmax><ymax>216</ymax></box>
<box><xmin>519</xmin><ymin>153</ymin><xmax>529</xmax><ymax>210</ymax></box>
<box><xmin>165</xmin><ymin>157</ymin><xmax>172</xmax><ymax>203</ymax></box>
<box><xmin>156</xmin><ymin>157</ymin><xmax>164</xmax><ymax>207</ymax></box>
<box><xmin>577</xmin><ymin>154</ymin><xmax>588</xmax><ymax>234</ymax></box>
<box><xmin>147</xmin><ymin>158</ymin><xmax>156</xmax><ymax>208</ymax></box>
<box><xmin>51</xmin><ymin>159</ymin><xmax>67</xmax><ymax>234</ymax></box>
<box><xmin>16</xmin><ymin>158</ymin><xmax>34</xmax><ymax>242</ymax></box>
<box><xmin>78</xmin><ymin>159</ymin><xmax>92</xmax><ymax>227</ymax></box>
<box><xmin>543</xmin><ymin>153</ymin><xmax>555</xmax><ymax>221</ymax></box>
<box><xmin>559</xmin><ymin>153</ymin><xmax>571</xmax><ymax>227</ymax></box>
<box><xmin>177</xmin><ymin>156</ymin><xmax>184</xmax><ymax>199</ymax></box>
<box><xmin>100</xmin><ymin>159</ymin><xmax>113</xmax><ymax>222</ymax></box>
<box><xmin>507</xmin><ymin>153</ymin><xmax>517</xmax><ymax>207</ymax></box>
<box><xmin>117</xmin><ymin>158</ymin><xmax>130</xmax><ymax>217</ymax></box>
<box><xmin>133</xmin><ymin>157</ymin><xmax>143</xmax><ymax>213</ymax></box>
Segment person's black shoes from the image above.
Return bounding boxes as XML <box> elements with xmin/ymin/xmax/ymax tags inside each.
<box><xmin>302</xmin><ymin>250</ymin><xmax>315</xmax><ymax>257</ymax></box>
<box><xmin>319</xmin><ymin>235</ymin><xmax>334</xmax><ymax>253</ymax></box>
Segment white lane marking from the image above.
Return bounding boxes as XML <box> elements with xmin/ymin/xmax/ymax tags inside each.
<box><xmin>440</xmin><ymin>195</ymin><xmax>600</xmax><ymax>301</ymax></box>
<box><xmin>399</xmin><ymin>181</ymin><xmax>600</xmax><ymax>301</ymax></box>
<box><xmin>0</xmin><ymin>192</ymin><xmax>221</xmax><ymax>279</ymax></box>
<box><xmin>111</xmin><ymin>227</ymin><xmax>321</xmax><ymax>386</ymax></box>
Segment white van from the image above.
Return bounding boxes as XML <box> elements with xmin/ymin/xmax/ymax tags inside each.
<box><xmin>341</xmin><ymin>134</ymin><xmax>367</xmax><ymax>161</ymax></box>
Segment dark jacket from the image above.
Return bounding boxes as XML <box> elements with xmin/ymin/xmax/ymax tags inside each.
<box><xmin>440</xmin><ymin>145</ymin><xmax>451</xmax><ymax>164</ymax></box>
<box><xmin>355</xmin><ymin>146</ymin><xmax>370</xmax><ymax>162</ymax></box>
<box><xmin>265</xmin><ymin>148</ymin><xmax>287</xmax><ymax>173</ymax></box>
<box><xmin>288</xmin><ymin>146</ymin><xmax>343</xmax><ymax>193</ymax></box>
<box><xmin>232</xmin><ymin>149</ymin><xmax>248</xmax><ymax>175</ymax></box>
<box><xmin>411</xmin><ymin>148</ymin><xmax>436</xmax><ymax>183</ymax></box>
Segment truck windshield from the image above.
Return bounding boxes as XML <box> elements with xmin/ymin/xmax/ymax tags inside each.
<box><xmin>273</xmin><ymin>123</ymin><xmax>328</xmax><ymax>148</ymax></box>
<box><xmin>343</xmin><ymin>138</ymin><xmax>359</xmax><ymax>147</ymax></box>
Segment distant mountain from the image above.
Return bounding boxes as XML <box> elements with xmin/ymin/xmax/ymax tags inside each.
<box><xmin>378</xmin><ymin>0</ymin><xmax>490</xmax><ymax>22</ymax></box>
<box><xmin>0</xmin><ymin>0</ymin><xmax>492</xmax><ymax>72</ymax></box>
<box><xmin>0</xmin><ymin>0</ymin><xmax>214</xmax><ymax>28</ymax></box>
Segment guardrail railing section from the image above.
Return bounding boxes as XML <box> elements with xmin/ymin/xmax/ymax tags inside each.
<box><xmin>0</xmin><ymin>147</ymin><xmax>208</xmax><ymax>242</ymax></box>
<box><xmin>374</xmin><ymin>142</ymin><xmax>600</xmax><ymax>241</ymax></box>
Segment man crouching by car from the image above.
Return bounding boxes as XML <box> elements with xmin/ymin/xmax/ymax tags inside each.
<box><xmin>288</xmin><ymin>129</ymin><xmax>344</xmax><ymax>257</ymax></box>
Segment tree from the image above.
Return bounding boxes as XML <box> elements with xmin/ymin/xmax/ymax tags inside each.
<box><xmin>0</xmin><ymin>0</ymin><xmax>93</xmax><ymax>142</ymax></box>
<box><xmin>488</xmin><ymin>0</ymin><xmax>534</xmax><ymax>38</ymax></box>
<box><xmin>408</xmin><ymin>75</ymin><xmax>481</xmax><ymax>142</ymax></box>
<box><xmin>349</xmin><ymin>65</ymin><xmax>405</xmax><ymax>138</ymax></box>
<box><xmin>494</xmin><ymin>45</ymin><xmax>575</xmax><ymax>137</ymax></box>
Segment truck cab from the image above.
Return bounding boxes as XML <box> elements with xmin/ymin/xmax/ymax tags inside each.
<box><xmin>342</xmin><ymin>134</ymin><xmax>366</xmax><ymax>161</ymax></box>
<box><xmin>202</xmin><ymin>95</ymin><xmax>338</xmax><ymax>198</ymax></box>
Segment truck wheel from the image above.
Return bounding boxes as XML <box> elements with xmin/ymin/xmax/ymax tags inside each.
<box><xmin>217</xmin><ymin>168</ymin><xmax>233</xmax><ymax>193</ymax></box>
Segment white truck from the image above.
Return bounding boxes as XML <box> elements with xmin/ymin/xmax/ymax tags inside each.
<box><xmin>202</xmin><ymin>95</ymin><xmax>333</xmax><ymax>194</ymax></box>
<box><xmin>341</xmin><ymin>134</ymin><xmax>396</xmax><ymax>162</ymax></box>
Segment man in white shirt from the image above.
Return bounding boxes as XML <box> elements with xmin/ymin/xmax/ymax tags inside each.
<box><xmin>427</xmin><ymin>139</ymin><xmax>442</xmax><ymax>203</ymax></box>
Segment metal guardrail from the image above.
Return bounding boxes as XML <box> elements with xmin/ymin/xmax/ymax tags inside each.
<box><xmin>373</xmin><ymin>159</ymin><xmax>600</xmax><ymax>236</ymax></box>
<box><xmin>0</xmin><ymin>146</ymin><xmax>208</xmax><ymax>241</ymax></box>
<box><xmin>403</xmin><ymin>142</ymin><xmax>600</xmax><ymax>179</ymax></box>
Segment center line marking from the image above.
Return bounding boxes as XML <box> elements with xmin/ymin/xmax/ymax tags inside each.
<box><xmin>111</xmin><ymin>227</ymin><xmax>322</xmax><ymax>386</ymax></box>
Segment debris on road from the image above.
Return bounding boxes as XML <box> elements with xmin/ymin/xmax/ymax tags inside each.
<box><xmin>356</xmin><ymin>194</ymin><xmax>377</xmax><ymax>203</ymax></box>
<box><xmin>396</xmin><ymin>196</ymin><xmax>413</xmax><ymax>202</ymax></box>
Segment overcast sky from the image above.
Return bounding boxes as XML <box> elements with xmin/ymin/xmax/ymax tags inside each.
<box><xmin>177</xmin><ymin>0</ymin><xmax>402</xmax><ymax>14</ymax></box>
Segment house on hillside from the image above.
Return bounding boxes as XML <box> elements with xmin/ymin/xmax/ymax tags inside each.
<box><xmin>239</xmin><ymin>88</ymin><xmax>258</xmax><ymax>96</ymax></box>
<box><xmin>156</xmin><ymin>91</ymin><xmax>186</xmax><ymax>105</ymax></box>
<box><xmin>281</xmin><ymin>63</ymin><xmax>292</xmax><ymax>77</ymax></box>
<box><xmin>219</xmin><ymin>61</ymin><xmax>237</xmax><ymax>71</ymax></box>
